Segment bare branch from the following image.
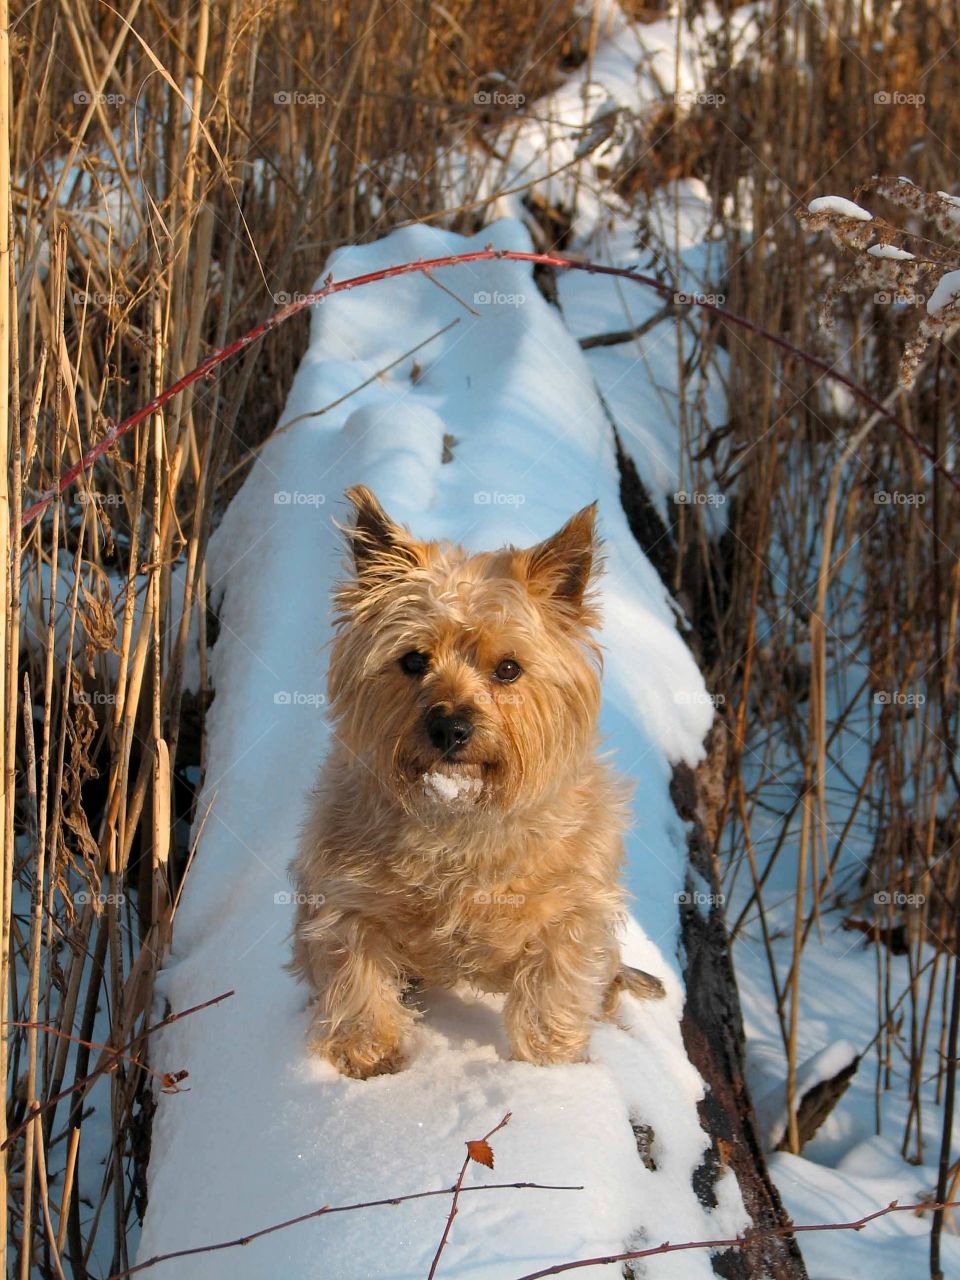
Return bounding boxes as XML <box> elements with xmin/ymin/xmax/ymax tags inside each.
<box><xmin>110</xmin><ymin>1175</ymin><xmax>581</xmax><ymax>1280</ymax></box>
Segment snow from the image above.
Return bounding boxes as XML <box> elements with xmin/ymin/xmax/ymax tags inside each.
<box><xmin>735</xmin><ymin>903</ymin><xmax>960</xmax><ymax>1277</ymax></box>
<box><xmin>729</xmin><ymin>529</ymin><xmax>960</xmax><ymax>1278</ymax></box>
<box><xmin>808</xmin><ymin>195</ymin><xmax>874</xmax><ymax>221</ymax></box>
<box><xmin>755</xmin><ymin>1040</ymin><xmax>859</xmax><ymax>1150</ymax></box>
<box><xmin>926</xmin><ymin>267</ymin><xmax>960</xmax><ymax>315</ymax></box>
<box><xmin>866</xmin><ymin>243</ymin><xmax>914</xmax><ymax>260</ymax></box>
<box><xmin>136</xmin><ymin>217</ymin><xmax>743</xmax><ymax>1279</ymax></box>
<box><xmin>770</xmin><ymin>1144</ymin><xmax>942</xmax><ymax>1280</ymax></box>
<box><xmin>422</xmin><ymin>768</ymin><xmax>484</xmax><ymax>805</ymax></box>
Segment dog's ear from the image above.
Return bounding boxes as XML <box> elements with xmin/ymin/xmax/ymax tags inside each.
<box><xmin>521</xmin><ymin>502</ymin><xmax>599</xmax><ymax>609</ymax></box>
<box><xmin>343</xmin><ymin>486</ymin><xmax>422</xmax><ymax>577</ymax></box>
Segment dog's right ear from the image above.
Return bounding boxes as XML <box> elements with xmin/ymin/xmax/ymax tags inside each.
<box><xmin>343</xmin><ymin>486</ymin><xmax>422</xmax><ymax>578</ymax></box>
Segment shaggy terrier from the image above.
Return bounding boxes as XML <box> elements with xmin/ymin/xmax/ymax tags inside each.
<box><xmin>289</xmin><ymin>486</ymin><xmax>663</xmax><ymax>1078</ymax></box>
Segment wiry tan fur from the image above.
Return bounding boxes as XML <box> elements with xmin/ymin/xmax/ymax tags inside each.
<box><xmin>288</xmin><ymin>486</ymin><xmax>664</xmax><ymax>1079</ymax></box>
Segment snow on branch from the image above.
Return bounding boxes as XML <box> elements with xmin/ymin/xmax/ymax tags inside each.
<box><xmin>798</xmin><ymin>177</ymin><xmax>960</xmax><ymax>385</ymax></box>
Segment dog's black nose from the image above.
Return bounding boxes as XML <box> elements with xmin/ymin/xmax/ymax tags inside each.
<box><xmin>426</xmin><ymin>709</ymin><xmax>475</xmax><ymax>753</ymax></box>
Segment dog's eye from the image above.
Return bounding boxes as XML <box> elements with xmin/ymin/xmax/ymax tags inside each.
<box><xmin>399</xmin><ymin>651</ymin><xmax>429</xmax><ymax>676</ymax></box>
<box><xmin>494</xmin><ymin>658</ymin><xmax>522</xmax><ymax>683</ymax></box>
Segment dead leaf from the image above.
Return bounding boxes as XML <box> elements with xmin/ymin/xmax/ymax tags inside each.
<box><xmin>466</xmin><ymin>1139</ymin><xmax>494</xmax><ymax>1169</ymax></box>
<box><xmin>161</xmin><ymin>1070</ymin><xmax>190</xmax><ymax>1094</ymax></box>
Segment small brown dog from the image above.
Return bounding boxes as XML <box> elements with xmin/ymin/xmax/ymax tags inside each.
<box><xmin>289</xmin><ymin>486</ymin><xmax>664</xmax><ymax>1078</ymax></box>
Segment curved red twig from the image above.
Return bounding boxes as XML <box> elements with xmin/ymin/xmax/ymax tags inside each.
<box><xmin>19</xmin><ymin>248</ymin><xmax>955</xmax><ymax>528</ymax></box>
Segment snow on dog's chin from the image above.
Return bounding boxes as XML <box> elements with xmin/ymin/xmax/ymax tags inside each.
<box><xmin>420</xmin><ymin>765</ymin><xmax>484</xmax><ymax>806</ymax></box>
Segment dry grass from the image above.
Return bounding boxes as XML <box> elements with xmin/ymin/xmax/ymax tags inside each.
<box><xmin>655</xmin><ymin>0</ymin><xmax>960</xmax><ymax>1185</ymax></box>
<box><xmin>4</xmin><ymin>0</ymin><xmax>583</xmax><ymax>1271</ymax></box>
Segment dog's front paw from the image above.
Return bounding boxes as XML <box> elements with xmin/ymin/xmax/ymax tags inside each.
<box><xmin>310</xmin><ymin>1029</ymin><xmax>405</xmax><ymax>1080</ymax></box>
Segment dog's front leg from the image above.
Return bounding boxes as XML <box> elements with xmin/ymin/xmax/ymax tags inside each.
<box><xmin>294</xmin><ymin>913</ymin><xmax>412</xmax><ymax>1079</ymax></box>
<box><xmin>504</xmin><ymin>919</ymin><xmax>615</xmax><ymax>1065</ymax></box>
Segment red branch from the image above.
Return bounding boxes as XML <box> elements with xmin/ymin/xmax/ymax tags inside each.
<box><xmin>507</xmin><ymin>1198</ymin><xmax>960</xmax><ymax>1280</ymax></box>
<box><xmin>19</xmin><ymin>247</ymin><xmax>958</xmax><ymax>528</ymax></box>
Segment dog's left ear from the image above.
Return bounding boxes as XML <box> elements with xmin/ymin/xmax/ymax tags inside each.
<box><xmin>343</xmin><ymin>486</ymin><xmax>423</xmax><ymax>578</ymax></box>
<box><xmin>522</xmin><ymin>502</ymin><xmax>598</xmax><ymax>609</ymax></box>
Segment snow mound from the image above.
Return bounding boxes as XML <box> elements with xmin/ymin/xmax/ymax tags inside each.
<box><xmin>137</xmin><ymin>218</ymin><xmax>745</xmax><ymax>1278</ymax></box>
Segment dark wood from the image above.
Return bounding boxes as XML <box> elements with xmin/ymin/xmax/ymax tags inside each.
<box><xmin>775</xmin><ymin>1055</ymin><xmax>860</xmax><ymax>1153</ymax></box>
<box><xmin>672</xmin><ymin>746</ymin><xmax>808</xmax><ymax>1279</ymax></box>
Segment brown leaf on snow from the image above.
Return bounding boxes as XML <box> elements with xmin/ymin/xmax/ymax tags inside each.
<box><xmin>466</xmin><ymin>1139</ymin><xmax>494</xmax><ymax>1169</ymax></box>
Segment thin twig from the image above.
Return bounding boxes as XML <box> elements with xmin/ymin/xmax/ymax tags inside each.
<box><xmin>0</xmin><ymin>990</ymin><xmax>234</xmax><ymax>1153</ymax></box>
<box><xmin>110</xmin><ymin>1176</ymin><xmax>581</xmax><ymax>1280</ymax></box>
<box><xmin>7</xmin><ymin>1021</ymin><xmax>180</xmax><ymax>1087</ymax></box>
<box><xmin>931</xmin><ymin>899</ymin><xmax>960</xmax><ymax>1279</ymax></box>
<box><xmin>427</xmin><ymin>1111</ymin><xmax>512</xmax><ymax>1280</ymax></box>
<box><xmin>507</xmin><ymin>1199</ymin><xmax>960</xmax><ymax>1280</ymax></box>
<box><xmin>217</xmin><ymin>316</ymin><xmax>462</xmax><ymax>488</ymax></box>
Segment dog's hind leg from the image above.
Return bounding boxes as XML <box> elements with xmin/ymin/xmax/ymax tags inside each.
<box><xmin>601</xmin><ymin>964</ymin><xmax>666</xmax><ymax>1020</ymax></box>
